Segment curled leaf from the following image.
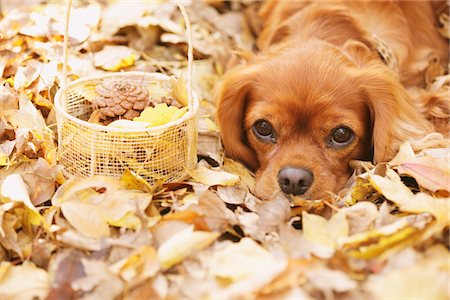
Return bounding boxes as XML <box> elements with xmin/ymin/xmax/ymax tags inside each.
<box><xmin>133</xmin><ymin>103</ymin><xmax>188</xmax><ymax>127</ymax></box>
<box><xmin>188</xmin><ymin>165</ymin><xmax>240</xmax><ymax>187</ymax></box>
<box><xmin>396</xmin><ymin>156</ymin><xmax>449</xmax><ymax>193</ymax></box>
<box><xmin>157</xmin><ymin>225</ymin><xmax>219</xmax><ymax>269</ymax></box>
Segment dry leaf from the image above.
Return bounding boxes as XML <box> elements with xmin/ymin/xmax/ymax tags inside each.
<box><xmin>223</xmin><ymin>157</ymin><xmax>256</xmax><ymax>192</ymax></box>
<box><xmin>366</xmin><ymin>246</ymin><xmax>448</xmax><ymax>299</ymax></box>
<box><xmin>133</xmin><ymin>103</ymin><xmax>188</xmax><ymax>127</ymax></box>
<box><xmin>302</xmin><ymin>210</ymin><xmax>349</xmax><ymax>250</ymax></box>
<box><xmin>208</xmin><ymin>238</ymin><xmax>287</xmax><ymax>299</ymax></box>
<box><xmin>396</xmin><ymin>156</ymin><xmax>449</xmax><ymax>193</ymax></box>
<box><xmin>306</xmin><ymin>268</ymin><xmax>357</xmax><ymax>293</ymax></box>
<box><xmin>342</xmin><ymin>201</ymin><xmax>378</xmax><ymax>234</ymax></box>
<box><xmin>188</xmin><ymin>164</ymin><xmax>240</xmax><ymax>187</ymax></box>
<box><xmin>52</xmin><ymin>176</ymin><xmax>151</xmax><ymax>239</ymax></box>
<box><xmin>14</xmin><ymin>61</ymin><xmax>42</xmax><ymax>90</ymax></box>
<box><xmin>370</xmin><ymin>169</ymin><xmax>449</xmax><ymax>226</ymax></box>
<box><xmin>157</xmin><ymin>225</ymin><xmax>219</xmax><ymax>269</ymax></box>
<box><xmin>171</xmin><ymin>76</ymin><xmax>189</xmax><ymax>107</ymax></box>
<box><xmin>338</xmin><ymin>213</ymin><xmax>435</xmax><ymax>259</ymax></box>
<box><xmin>0</xmin><ymin>261</ymin><xmax>50</xmax><ymax>300</ymax></box>
<box><xmin>0</xmin><ymin>174</ymin><xmax>45</xmax><ymax>227</ymax></box>
<box><xmin>94</xmin><ymin>45</ymin><xmax>139</xmax><ymax>71</ymax></box>
<box><xmin>109</xmin><ymin>246</ymin><xmax>159</xmax><ymax>284</ymax></box>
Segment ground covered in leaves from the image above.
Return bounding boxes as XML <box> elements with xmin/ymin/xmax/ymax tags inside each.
<box><xmin>0</xmin><ymin>1</ymin><xmax>449</xmax><ymax>299</ymax></box>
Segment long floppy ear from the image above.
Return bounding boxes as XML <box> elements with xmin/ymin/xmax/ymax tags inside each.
<box><xmin>215</xmin><ymin>66</ymin><xmax>259</xmax><ymax>170</ymax></box>
<box><xmin>357</xmin><ymin>66</ymin><xmax>434</xmax><ymax>163</ymax></box>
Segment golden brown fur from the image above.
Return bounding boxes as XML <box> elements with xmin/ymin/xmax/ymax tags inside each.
<box><xmin>216</xmin><ymin>0</ymin><xmax>449</xmax><ymax>200</ymax></box>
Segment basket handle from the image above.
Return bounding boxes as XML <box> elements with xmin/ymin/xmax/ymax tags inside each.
<box><xmin>177</xmin><ymin>2</ymin><xmax>195</xmax><ymax>111</ymax></box>
<box><xmin>62</xmin><ymin>0</ymin><xmax>73</xmax><ymax>89</ymax></box>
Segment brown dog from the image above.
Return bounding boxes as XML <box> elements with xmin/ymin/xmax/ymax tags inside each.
<box><xmin>216</xmin><ymin>0</ymin><xmax>449</xmax><ymax>200</ymax></box>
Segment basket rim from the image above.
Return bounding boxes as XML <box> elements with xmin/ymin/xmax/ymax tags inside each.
<box><xmin>54</xmin><ymin>71</ymin><xmax>199</xmax><ymax>133</ymax></box>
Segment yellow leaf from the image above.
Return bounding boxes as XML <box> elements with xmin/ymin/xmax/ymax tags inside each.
<box><xmin>369</xmin><ymin>169</ymin><xmax>449</xmax><ymax>226</ymax></box>
<box><xmin>171</xmin><ymin>75</ymin><xmax>189</xmax><ymax>107</ymax></box>
<box><xmin>0</xmin><ymin>174</ymin><xmax>45</xmax><ymax>227</ymax></box>
<box><xmin>339</xmin><ymin>213</ymin><xmax>435</xmax><ymax>259</ymax></box>
<box><xmin>204</xmin><ymin>117</ymin><xmax>219</xmax><ymax>132</ymax></box>
<box><xmin>53</xmin><ymin>176</ymin><xmax>152</xmax><ymax>238</ymax></box>
<box><xmin>107</xmin><ymin>120</ymin><xmax>149</xmax><ymax>129</ymax></box>
<box><xmin>120</xmin><ymin>170</ymin><xmax>152</xmax><ymax>193</ymax></box>
<box><xmin>223</xmin><ymin>157</ymin><xmax>256</xmax><ymax>192</ymax></box>
<box><xmin>209</xmin><ymin>238</ymin><xmax>286</xmax><ymax>282</ymax></box>
<box><xmin>107</xmin><ymin>211</ymin><xmax>141</xmax><ymax>230</ymax></box>
<box><xmin>157</xmin><ymin>225</ymin><xmax>219</xmax><ymax>269</ymax></box>
<box><xmin>369</xmin><ymin>169</ymin><xmax>414</xmax><ymax>203</ymax></box>
<box><xmin>398</xmin><ymin>193</ymin><xmax>449</xmax><ymax>227</ymax></box>
<box><xmin>188</xmin><ymin>165</ymin><xmax>240</xmax><ymax>187</ymax></box>
<box><xmin>344</xmin><ymin>176</ymin><xmax>376</xmax><ymax>206</ymax></box>
<box><xmin>109</xmin><ymin>246</ymin><xmax>159</xmax><ymax>282</ymax></box>
<box><xmin>133</xmin><ymin>103</ymin><xmax>188</xmax><ymax>127</ymax></box>
<box><xmin>61</xmin><ymin>201</ymin><xmax>111</xmax><ymax>239</ymax></box>
<box><xmin>94</xmin><ymin>45</ymin><xmax>138</xmax><ymax>71</ymax></box>
<box><xmin>302</xmin><ymin>210</ymin><xmax>349</xmax><ymax>250</ymax></box>
<box><xmin>366</xmin><ymin>246</ymin><xmax>448</xmax><ymax>299</ymax></box>
<box><xmin>0</xmin><ymin>261</ymin><xmax>49</xmax><ymax>300</ymax></box>
<box><xmin>0</xmin><ymin>153</ymin><xmax>9</xmax><ymax>166</ymax></box>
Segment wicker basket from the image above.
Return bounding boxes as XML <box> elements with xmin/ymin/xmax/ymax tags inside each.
<box><xmin>55</xmin><ymin>3</ymin><xmax>198</xmax><ymax>184</ymax></box>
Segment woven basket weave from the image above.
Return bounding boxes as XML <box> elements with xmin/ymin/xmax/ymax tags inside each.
<box><xmin>54</xmin><ymin>72</ymin><xmax>198</xmax><ymax>184</ymax></box>
<box><xmin>55</xmin><ymin>3</ymin><xmax>198</xmax><ymax>184</ymax></box>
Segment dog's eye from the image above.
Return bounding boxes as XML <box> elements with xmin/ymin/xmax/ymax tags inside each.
<box><xmin>252</xmin><ymin>120</ymin><xmax>276</xmax><ymax>142</ymax></box>
<box><xmin>329</xmin><ymin>126</ymin><xmax>354</xmax><ymax>146</ymax></box>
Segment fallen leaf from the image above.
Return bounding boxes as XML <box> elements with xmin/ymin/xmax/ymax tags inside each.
<box><xmin>107</xmin><ymin>120</ymin><xmax>150</xmax><ymax>128</ymax></box>
<box><xmin>222</xmin><ymin>157</ymin><xmax>256</xmax><ymax>192</ymax></box>
<box><xmin>188</xmin><ymin>165</ymin><xmax>240</xmax><ymax>187</ymax></box>
<box><xmin>306</xmin><ymin>268</ymin><xmax>357</xmax><ymax>293</ymax></box>
<box><xmin>133</xmin><ymin>103</ymin><xmax>188</xmax><ymax>127</ymax></box>
<box><xmin>52</xmin><ymin>176</ymin><xmax>151</xmax><ymax>239</ymax></box>
<box><xmin>94</xmin><ymin>45</ymin><xmax>139</xmax><ymax>71</ymax></box>
<box><xmin>157</xmin><ymin>225</ymin><xmax>219</xmax><ymax>269</ymax></box>
<box><xmin>109</xmin><ymin>246</ymin><xmax>159</xmax><ymax>284</ymax></box>
<box><xmin>0</xmin><ymin>261</ymin><xmax>50</xmax><ymax>300</ymax></box>
<box><xmin>0</xmin><ymin>173</ymin><xmax>45</xmax><ymax>227</ymax></box>
<box><xmin>369</xmin><ymin>169</ymin><xmax>414</xmax><ymax>203</ymax></box>
<box><xmin>171</xmin><ymin>75</ymin><xmax>189</xmax><ymax>107</ymax></box>
<box><xmin>396</xmin><ymin>156</ymin><xmax>449</xmax><ymax>193</ymax></box>
<box><xmin>302</xmin><ymin>210</ymin><xmax>349</xmax><ymax>250</ymax></box>
<box><xmin>342</xmin><ymin>201</ymin><xmax>378</xmax><ymax>234</ymax></box>
<box><xmin>370</xmin><ymin>169</ymin><xmax>449</xmax><ymax>226</ymax></box>
<box><xmin>338</xmin><ymin>213</ymin><xmax>435</xmax><ymax>259</ymax></box>
<box><xmin>13</xmin><ymin>61</ymin><xmax>42</xmax><ymax>90</ymax></box>
<box><xmin>366</xmin><ymin>248</ymin><xmax>448</xmax><ymax>299</ymax></box>
<box><xmin>208</xmin><ymin>238</ymin><xmax>287</xmax><ymax>299</ymax></box>
<box><xmin>60</xmin><ymin>201</ymin><xmax>111</xmax><ymax>239</ymax></box>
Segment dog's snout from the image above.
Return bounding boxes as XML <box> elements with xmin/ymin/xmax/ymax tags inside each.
<box><xmin>278</xmin><ymin>167</ymin><xmax>314</xmax><ymax>195</ymax></box>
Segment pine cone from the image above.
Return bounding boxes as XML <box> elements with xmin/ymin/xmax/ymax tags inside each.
<box><xmin>92</xmin><ymin>78</ymin><xmax>149</xmax><ymax>120</ymax></box>
<box><xmin>148</xmin><ymin>95</ymin><xmax>182</xmax><ymax>108</ymax></box>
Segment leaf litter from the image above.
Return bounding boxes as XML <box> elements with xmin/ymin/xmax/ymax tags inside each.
<box><xmin>0</xmin><ymin>1</ymin><xmax>449</xmax><ymax>300</ymax></box>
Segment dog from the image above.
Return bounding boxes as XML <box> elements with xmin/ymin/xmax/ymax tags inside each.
<box><xmin>215</xmin><ymin>0</ymin><xmax>449</xmax><ymax>200</ymax></box>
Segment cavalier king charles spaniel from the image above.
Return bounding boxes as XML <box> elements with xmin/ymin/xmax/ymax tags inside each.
<box><xmin>215</xmin><ymin>0</ymin><xmax>449</xmax><ymax>200</ymax></box>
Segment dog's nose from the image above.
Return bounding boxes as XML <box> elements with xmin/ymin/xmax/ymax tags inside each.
<box><xmin>278</xmin><ymin>167</ymin><xmax>314</xmax><ymax>195</ymax></box>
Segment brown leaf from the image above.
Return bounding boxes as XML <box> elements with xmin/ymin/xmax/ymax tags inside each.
<box><xmin>396</xmin><ymin>156</ymin><xmax>449</xmax><ymax>193</ymax></box>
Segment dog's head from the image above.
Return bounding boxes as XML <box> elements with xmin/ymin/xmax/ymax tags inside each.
<box><xmin>216</xmin><ymin>40</ymin><xmax>432</xmax><ymax>200</ymax></box>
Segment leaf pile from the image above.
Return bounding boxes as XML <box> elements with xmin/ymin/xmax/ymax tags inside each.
<box><xmin>0</xmin><ymin>1</ymin><xmax>449</xmax><ymax>300</ymax></box>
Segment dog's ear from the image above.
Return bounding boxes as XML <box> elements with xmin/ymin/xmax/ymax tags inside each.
<box><xmin>215</xmin><ymin>66</ymin><xmax>259</xmax><ymax>170</ymax></box>
<box><xmin>257</xmin><ymin>24</ymin><xmax>291</xmax><ymax>50</ymax></box>
<box><xmin>357</xmin><ymin>66</ymin><xmax>433</xmax><ymax>163</ymax></box>
<box><xmin>342</xmin><ymin>39</ymin><xmax>377</xmax><ymax>67</ymax></box>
